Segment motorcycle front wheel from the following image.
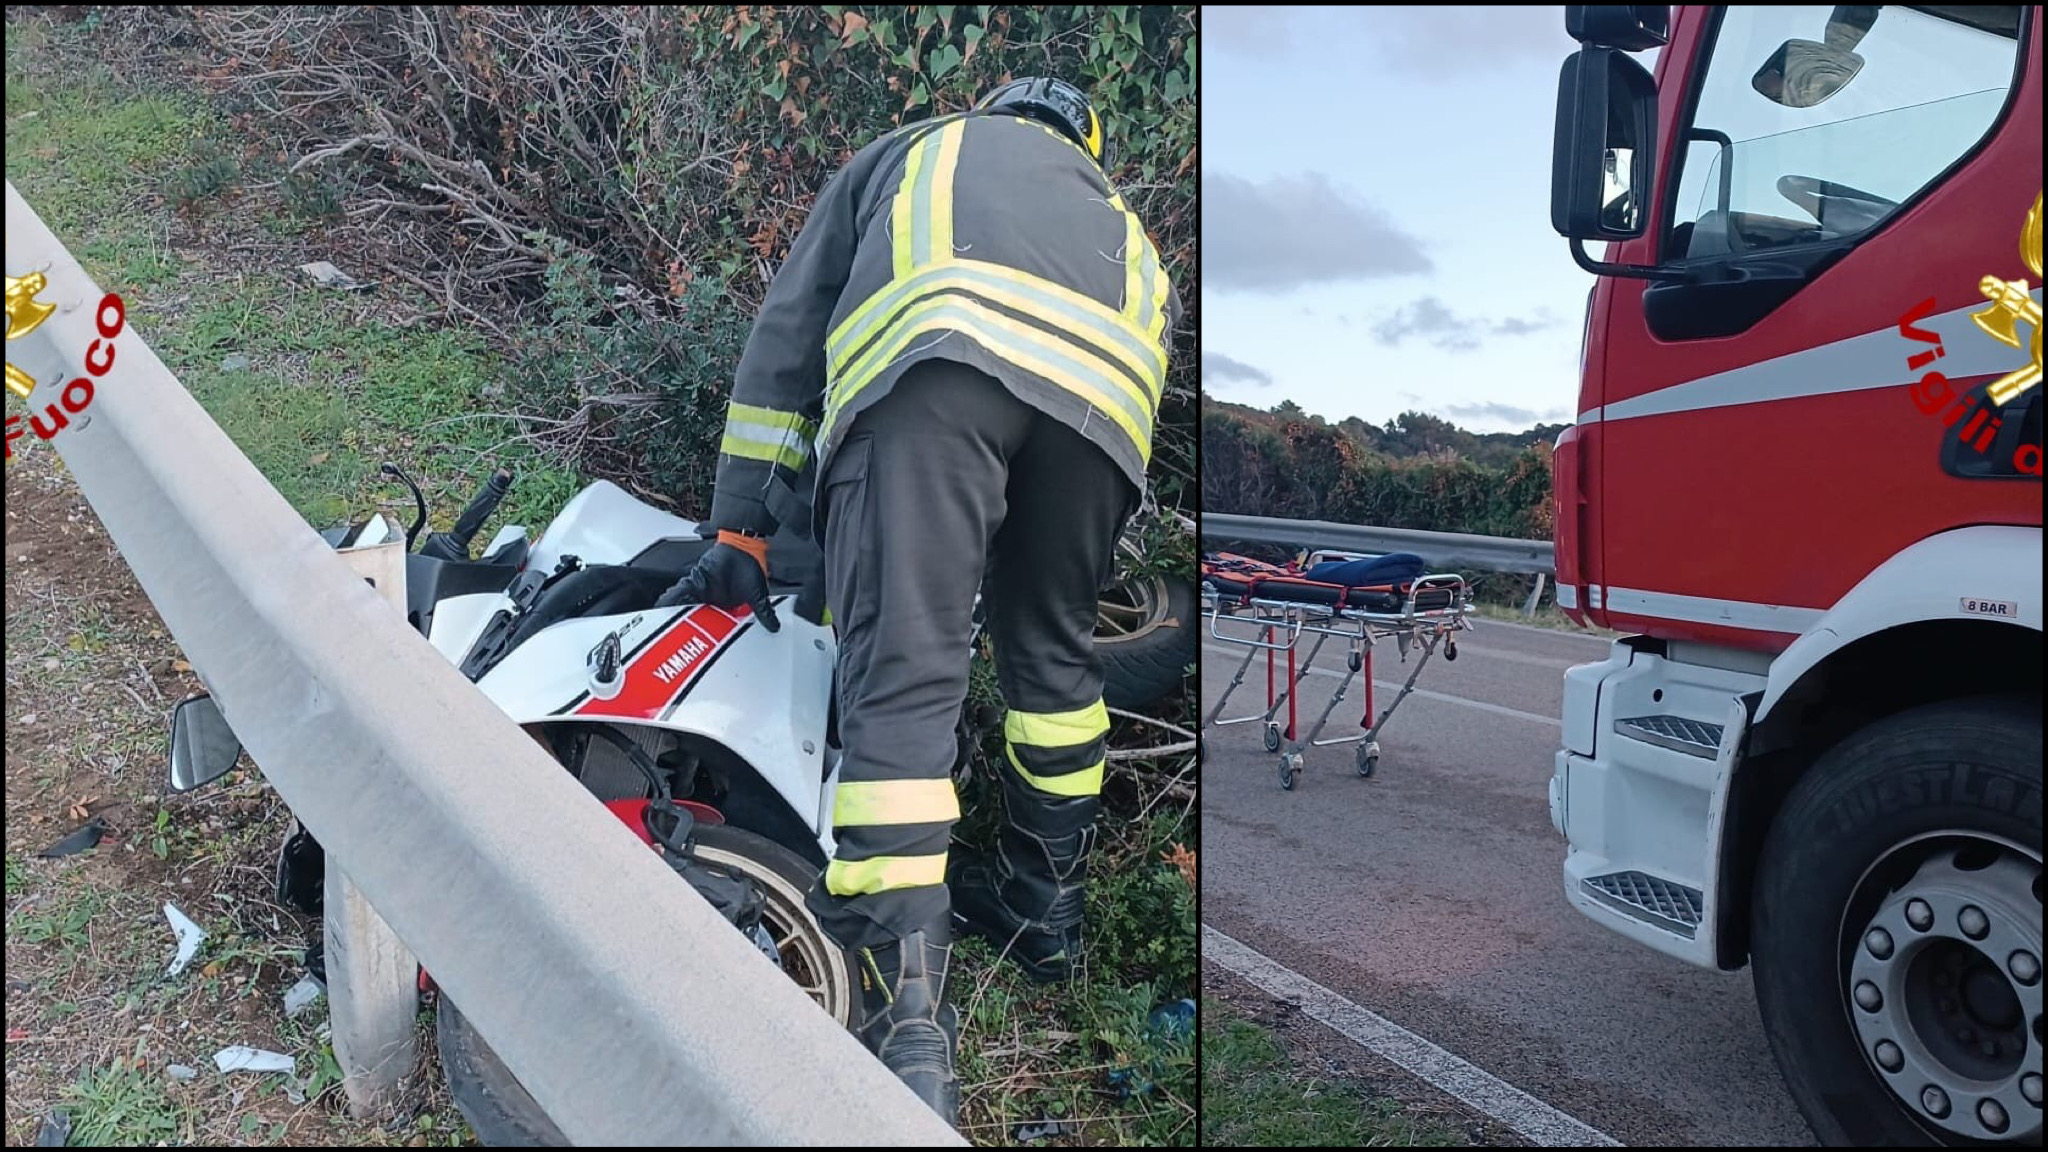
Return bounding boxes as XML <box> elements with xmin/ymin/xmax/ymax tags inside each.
<box><xmin>437</xmin><ymin>823</ymin><xmax>857</xmax><ymax>1147</ymax></box>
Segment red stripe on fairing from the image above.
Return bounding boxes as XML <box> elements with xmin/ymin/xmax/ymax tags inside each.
<box><xmin>572</xmin><ymin>605</ymin><xmax>747</xmax><ymax>719</ymax></box>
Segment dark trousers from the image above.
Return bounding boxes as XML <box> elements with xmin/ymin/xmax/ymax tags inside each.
<box><xmin>807</xmin><ymin>359</ymin><xmax>1133</xmax><ymax>948</ymax></box>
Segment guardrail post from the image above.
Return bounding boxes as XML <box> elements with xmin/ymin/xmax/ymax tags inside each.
<box><xmin>328</xmin><ymin>542</ymin><xmax>421</xmax><ymax>1117</ymax></box>
<box><xmin>1523</xmin><ymin>572</ymin><xmax>1548</xmax><ymax>618</ymax></box>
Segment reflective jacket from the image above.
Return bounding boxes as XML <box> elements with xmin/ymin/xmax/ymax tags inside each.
<box><xmin>706</xmin><ymin>110</ymin><xmax>1180</xmax><ymax>537</ymax></box>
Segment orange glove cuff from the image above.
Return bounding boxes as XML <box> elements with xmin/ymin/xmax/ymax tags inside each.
<box><xmin>717</xmin><ymin>529</ymin><xmax>770</xmax><ymax>574</ymax></box>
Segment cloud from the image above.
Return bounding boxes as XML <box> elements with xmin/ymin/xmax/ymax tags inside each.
<box><xmin>1443</xmin><ymin>401</ymin><xmax>1570</xmax><ymax>427</ymax></box>
<box><xmin>1203</xmin><ymin>351</ymin><xmax>1275</xmax><ymax>388</ymax></box>
<box><xmin>1204</xmin><ymin>6</ymin><xmax>1298</xmax><ymax>57</ymax></box>
<box><xmin>1372</xmin><ymin>297</ymin><xmax>1557</xmax><ymax>352</ymax></box>
<box><xmin>1491</xmin><ymin>315</ymin><xmax>1554</xmax><ymax>337</ymax></box>
<box><xmin>1203</xmin><ymin>172</ymin><xmax>1432</xmax><ymax>293</ymax></box>
<box><xmin>1361</xmin><ymin>8</ymin><xmax>1574</xmax><ymax>74</ymax></box>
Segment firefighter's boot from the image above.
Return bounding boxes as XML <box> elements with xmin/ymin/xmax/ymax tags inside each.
<box><xmin>854</xmin><ymin>921</ymin><xmax>959</xmax><ymax>1125</ymax></box>
<box><xmin>951</xmin><ymin>781</ymin><xmax>1098</xmax><ymax>984</ymax></box>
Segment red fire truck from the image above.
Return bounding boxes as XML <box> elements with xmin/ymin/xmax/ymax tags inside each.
<box><xmin>1547</xmin><ymin>5</ymin><xmax>2041</xmax><ymax>1145</ymax></box>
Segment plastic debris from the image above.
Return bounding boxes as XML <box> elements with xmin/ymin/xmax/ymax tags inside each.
<box><xmin>283</xmin><ymin>974</ymin><xmax>324</xmax><ymax>1018</ymax></box>
<box><xmin>1106</xmin><ymin>998</ymin><xmax>1196</xmax><ymax>1099</ymax></box>
<box><xmin>165</xmin><ymin>1064</ymin><xmax>199</xmax><ymax>1082</ymax></box>
<box><xmin>163</xmin><ymin>903</ymin><xmax>206</xmax><ymax>977</ymax></box>
<box><xmin>297</xmin><ymin>261</ymin><xmax>367</xmax><ymax>291</ymax></box>
<box><xmin>37</xmin><ymin>817</ymin><xmax>105</xmax><ymax>858</ymax></box>
<box><xmin>220</xmin><ymin>353</ymin><xmax>251</xmax><ymax>372</ymax></box>
<box><xmin>35</xmin><ymin>1111</ymin><xmax>70</xmax><ymax>1146</ymax></box>
<box><xmin>214</xmin><ymin>1045</ymin><xmax>295</xmax><ymax>1075</ymax></box>
<box><xmin>1014</xmin><ymin>1118</ymin><xmax>1074</xmax><ymax>1143</ymax></box>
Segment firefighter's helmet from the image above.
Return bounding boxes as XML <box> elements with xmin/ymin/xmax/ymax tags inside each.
<box><xmin>975</xmin><ymin>77</ymin><xmax>1104</xmax><ymax>163</ymax></box>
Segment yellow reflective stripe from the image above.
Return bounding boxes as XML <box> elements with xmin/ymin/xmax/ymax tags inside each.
<box><xmin>826</xmin><ymin>261</ymin><xmax>1165</xmax><ymax>389</ymax></box>
<box><xmin>1006</xmin><ymin>746</ymin><xmax>1106</xmax><ymax>799</ymax></box>
<box><xmin>720</xmin><ymin>402</ymin><xmax>817</xmax><ymax>471</ymax></box>
<box><xmin>833</xmin><ymin>779</ymin><xmax>961</xmax><ymax>827</ymax></box>
<box><xmin>891</xmin><ymin>135</ymin><xmax>926</xmax><ymax>277</ymax></box>
<box><xmin>831</xmin><ymin>296</ymin><xmax>1153</xmax><ymax>429</ymax></box>
<box><xmin>1005</xmin><ymin>700</ymin><xmax>1110</xmax><ymax>749</ymax></box>
<box><xmin>826</xmin><ymin>297</ymin><xmax>1152</xmax><ymax>458</ymax></box>
<box><xmin>718</xmin><ymin>429</ymin><xmax>808</xmax><ymax>472</ymax></box>
<box><xmin>1122</xmin><ymin>211</ymin><xmax>1145</xmax><ymax>326</ymax></box>
<box><xmin>826</xmin><ymin>853</ymin><xmax>948</xmax><ymax>896</ymax></box>
<box><xmin>1146</xmin><ymin>245</ymin><xmax>1170</xmax><ymax>341</ymax></box>
<box><xmin>727</xmin><ymin>402</ymin><xmax>817</xmax><ymax>439</ymax></box>
<box><xmin>927</xmin><ymin>122</ymin><xmax>964</xmax><ymax>264</ymax></box>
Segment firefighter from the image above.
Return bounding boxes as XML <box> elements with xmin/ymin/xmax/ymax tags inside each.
<box><xmin>655</xmin><ymin>77</ymin><xmax>1178</xmax><ymax>1122</ymax></box>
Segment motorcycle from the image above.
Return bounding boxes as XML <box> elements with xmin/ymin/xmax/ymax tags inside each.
<box><xmin>166</xmin><ymin>462</ymin><xmax>1194</xmax><ymax>1144</ymax></box>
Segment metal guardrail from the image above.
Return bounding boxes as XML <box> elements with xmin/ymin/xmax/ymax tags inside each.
<box><xmin>1200</xmin><ymin>513</ymin><xmax>1557</xmax><ymax>577</ymax></box>
<box><xmin>1200</xmin><ymin>513</ymin><xmax>1556</xmax><ymax>615</ymax></box>
<box><xmin>6</xmin><ymin>181</ymin><xmax>962</xmax><ymax>1147</ymax></box>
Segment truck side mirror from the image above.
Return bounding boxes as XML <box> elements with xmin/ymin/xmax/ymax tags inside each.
<box><xmin>167</xmin><ymin>693</ymin><xmax>243</xmax><ymax>793</ymax></box>
<box><xmin>1564</xmin><ymin>5</ymin><xmax>1670</xmax><ymax>51</ymax></box>
<box><xmin>1551</xmin><ymin>46</ymin><xmax>1660</xmax><ymax>243</ymax></box>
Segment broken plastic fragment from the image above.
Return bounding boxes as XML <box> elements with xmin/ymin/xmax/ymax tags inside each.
<box><xmin>163</xmin><ymin>903</ymin><xmax>206</xmax><ymax>976</ymax></box>
<box><xmin>37</xmin><ymin>817</ymin><xmax>105</xmax><ymax>858</ymax></box>
<box><xmin>282</xmin><ymin>975</ymin><xmax>324</xmax><ymax>1018</ymax></box>
<box><xmin>213</xmin><ymin>1045</ymin><xmax>295</xmax><ymax>1075</ymax></box>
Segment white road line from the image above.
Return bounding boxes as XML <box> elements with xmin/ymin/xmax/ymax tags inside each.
<box><xmin>1204</xmin><ymin>925</ymin><xmax>1625</xmax><ymax>1148</ymax></box>
<box><xmin>1203</xmin><ymin>650</ymin><xmax>1562</xmax><ymax>727</ymax></box>
<box><xmin>1346</xmin><ymin>672</ymin><xmax>1561</xmax><ymax>727</ymax></box>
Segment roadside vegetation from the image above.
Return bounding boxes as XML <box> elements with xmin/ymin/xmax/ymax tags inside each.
<box><xmin>1201</xmin><ymin>994</ymin><xmax>1482</xmax><ymax>1148</ymax></box>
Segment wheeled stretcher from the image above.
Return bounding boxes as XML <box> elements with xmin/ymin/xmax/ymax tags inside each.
<box><xmin>1200</xmin><ymin>551</ymin><xmax>1472</xmax><ymax>790</ymax></box>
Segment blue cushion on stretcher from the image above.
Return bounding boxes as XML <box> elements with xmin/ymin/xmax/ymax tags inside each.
<box><xmin>1303</xmin><ymin>552</ymin><xmax>1426</xmax><ymax>588</ymax></box>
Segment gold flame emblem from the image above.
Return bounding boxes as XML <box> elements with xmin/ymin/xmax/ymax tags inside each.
<box><xmin>6</xmin><ymin>272</ymin><xmax>57</xmax><ymax>399</ymax></box>
<box><xmin>1974</xmin><ymin>192</ymin><xmax>2043</xmax><ymax>406</ymax></box>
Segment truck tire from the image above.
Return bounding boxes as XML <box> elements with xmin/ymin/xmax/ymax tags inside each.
<box><xmin>1097</xmin><ymin>572</ymin><xmax>1197</xmax><ymax>709</ymax></box>
<box><xmin>438</xmin><ymin>824</ymin><xmax>857</xmax><ymax>1146</ymax></box>
<box><xmin>1751</xmin><ymin>695</ymin><xmax>2041</xmax><ymax>1147</ymax></box>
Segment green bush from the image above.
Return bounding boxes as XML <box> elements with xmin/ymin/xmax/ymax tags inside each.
<box><xmin>1203</xmin><ymin>405</ymin><xmax>1556</xmax><ymax>540</ymax></box>
<box><xmin>187</xmin><ymin>5</ymin><xmax>1198</xmax><ymax>517</ymax></box>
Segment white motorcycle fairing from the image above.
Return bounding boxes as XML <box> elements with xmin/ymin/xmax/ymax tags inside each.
<box><xmin>413</xmin><ymin>479</ymin><xmax>840</xmax><ymax>858</ymax></box>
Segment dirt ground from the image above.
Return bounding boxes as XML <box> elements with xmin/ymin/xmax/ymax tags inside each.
<box><xmin>5</xmin><ymin>452</ymin><xmax>475</xmax><ymax>1146</ymax></box>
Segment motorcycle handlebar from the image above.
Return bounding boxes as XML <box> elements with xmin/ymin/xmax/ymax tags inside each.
<box><xmin>450</xmin><ymin>468</ymin><xmax>515</xmax><ymax>551</ymax></box>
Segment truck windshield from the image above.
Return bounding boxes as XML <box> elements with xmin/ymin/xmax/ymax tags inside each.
<box><xmin>1670</xmin><ymin>5</ymin><xmax>2021</xmax><ymax>260</ymax></box>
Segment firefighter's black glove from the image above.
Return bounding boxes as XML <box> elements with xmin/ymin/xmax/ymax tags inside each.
<box><xmin>654</xmin><ymin>533</ymin><xmax>780</xmax><ymax>632</ymax></box>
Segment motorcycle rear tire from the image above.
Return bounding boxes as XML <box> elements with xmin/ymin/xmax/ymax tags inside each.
<box><xmin>1097</xmin><ymin>572</ymin><xmax>1197</xmax><ymax>709</ymax></box>
<box><xmin>437</xmin><ymin>823</ymin><xmax>856</xmax><ymax>1146</ymax></box>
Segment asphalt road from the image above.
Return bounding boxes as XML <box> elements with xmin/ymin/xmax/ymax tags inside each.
<box><xmin>1200</xmin><ymin>618</ymin><xmax>1819</xmax><ymax>1147</ymax></box>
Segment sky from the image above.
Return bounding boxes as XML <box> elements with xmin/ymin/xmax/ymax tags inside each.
<box><xmin>1201</xmin><ymin>6</ymin><xmax>1600</xmax><ymax>432</ymax></box>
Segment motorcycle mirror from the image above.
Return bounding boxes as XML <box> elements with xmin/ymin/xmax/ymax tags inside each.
<box><xmin>379</xmin><ymin>461</ymin><xmax>430</xmax><ymax>552</ymax></box>
<box><xmin>167</xmin><ymin>693</ymin><xmax>243</xmax><ymax>793</ymax></box>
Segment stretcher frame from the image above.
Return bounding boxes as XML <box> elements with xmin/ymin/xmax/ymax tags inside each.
<box><xmin>1201</xmin><ymin>569</ymin><xmax>1471</xmax><ymax>790</ymax></box>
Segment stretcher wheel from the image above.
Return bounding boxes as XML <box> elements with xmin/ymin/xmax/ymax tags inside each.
<box><xmin>1347</xmin><ymin>650</ymin><xmax>1362</xmax><ymax>672</ymax></box>
<box><xmin>1262</xmin><ymin>722</ymin><xmax>1282</xmax><ymax>752</ymax></box>
<box><xmin>1356</xmin><ymin>744</ymin><xmax>1378</xmax><ymax>778</ymax></box>
<box><xmin>1445</xmin><ymin>639</ymin><xmax>1458</xmax><ymax>661</ymax></box>
<box><xmin>1278</xmin><ymin>753</ymin><xmax>1302</xmax><ymax>791</ymax></box>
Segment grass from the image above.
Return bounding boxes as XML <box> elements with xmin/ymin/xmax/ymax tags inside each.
<box><xmin>6</xmin><ymin>13</ymin><xmax>1194</xmax><ymax>1147</ymax></box>
<box><xmin>1201</xmin><ymin>999</ymin><xmax>1474</xmax><ymax>1148</ymax></box>
<box><xmin>61</xmin><ymin>1057</ymin><xmax>190</xmax><ymax>1145</ymax></box>
<box><xmin>5</xmin><ymin>18</ymin><xmax>579</xmax><ymax>535</ymax></box>
<box><xmin>1468</xmin><ymin>599</ymin><xmax>1619</xmax><ymax>637</ymax></box>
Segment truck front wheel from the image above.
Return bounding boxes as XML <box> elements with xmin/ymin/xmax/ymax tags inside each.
<box><xmin>1752</xmin><ymin>696</ymin><xmax>2041</xmax><ymax>1146</ymax></box>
